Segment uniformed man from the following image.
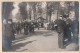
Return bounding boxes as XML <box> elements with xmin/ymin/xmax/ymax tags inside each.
<box><xmin>2</xmin><ymin>19</ymin><xmax>8</xmax><ymax>51</ymax></box>
<box><xmin>55</xmin><ymin>15</ymin><xmax>66</xmax><ymax>49</ymax></box>
<box><xmin>31</xmin><ymin>22</ymin><xmax>35</xmax><ymax>33</ymax></box>
<box><xmin>19</xmin><ymin>21</ymin><xmax>22</xmax><ymax>34</ymax></box>
<box><xmin>37</xmin><ymin>21</ymin><xmax>40</xmax><ymax>30</ymax></box>
<box><xmin>65</xmin><ymin>17</ymin><xmax>72</xmax><ymax>42</ymax></box>
<box><xmin>3</xmin><ymin>19</ymin><xmax>15</xmax><ymax>50</ymax></box>
<box><xmin>16</xmin><ymin>22</ymin><xmax>20</xmax><ymax>34</ymax></box>
<box><xmin>24</xmin><ymin>21</ymin><xmax>28</xmax><ymax>35</ymax></box>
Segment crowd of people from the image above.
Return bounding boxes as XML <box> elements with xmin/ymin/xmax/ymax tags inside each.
<box><xmin>13</xmin><ymin>21</ymin><xmax>35</xmax><ymax>35</ymax></box>
<box><xmin>2</xmin><ymin>15</ymin><xmax>79</xmax><ymax>51</ymax></box>
<box><xmin>54</xmin><ymin>15</ymin><xmax>79</xmax><ymax>49</ymax></box>
<box><xmin>2</xmin><ymin>19</ymin><xmax>45</xmax><ymax>51</ymax></box>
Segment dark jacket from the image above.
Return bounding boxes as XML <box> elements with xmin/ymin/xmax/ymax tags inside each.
<box><xmin>6</xmin><ymin>23</ymin><xmax>15</xmax><ymax>40</ymax></box>
<box><xmin>55</xmin><ymin>19</ymin><xmax>66</xmax><ymax>33</ymax></box>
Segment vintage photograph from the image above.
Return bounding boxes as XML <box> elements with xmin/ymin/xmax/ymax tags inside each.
<box><xmin>2</xmin><ymin>1</ymin><xmax>79</xmax><ymax>52</ymax></box>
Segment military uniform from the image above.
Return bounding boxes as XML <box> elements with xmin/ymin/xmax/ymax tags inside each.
<box><xmin>31</xmin><ymin>22</ymin><xmax>35</xmax><ymax>32</ymax></box>
<box><xmin>2</xmin><ymin>22</ymin><xmax>8</xmax><ymax>50</ymax></box>
<box><xmin>24</xmin><ymin>21</ymin><xmax>28</xmax><ymax>35</ymax></box>
<box><xmin>3</xmin><ymin>19</ymin><xmax>15</xmax><ymax>50</ymax></box>
<box><xmin>55</xmin><ymin>19</ymin><xmax>66</xmax><ymax>49</ymax></box>
<box><xmin>65</xmin><ymin>18</ymin><xmax>72</xmax><ymax>41</ymax></box>
<box><xmin>19</xmin><ymin>22</ymin><xmax>22</xmax><ymax>34</ymax></box>
<box><xmin>16</xmin><ymin>22</ymin><xmax>20</xmax><ymax>34</ymax></box>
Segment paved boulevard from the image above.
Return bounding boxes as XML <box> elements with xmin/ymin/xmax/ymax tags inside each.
<box><xmin>12</xmin><ymin>28</ymin><xmax>78</xmax><ymax>52</ymax></box>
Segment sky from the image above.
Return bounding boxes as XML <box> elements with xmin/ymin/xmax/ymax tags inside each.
<box><xmin>11</xmin><ymin>2</ymin><xmax>20</xmax><ymax>22</ymax></box>
<box><xmin>12</xmin><ymin>2</ymin><xmax>20</xmax><ymax>17</ymax></box>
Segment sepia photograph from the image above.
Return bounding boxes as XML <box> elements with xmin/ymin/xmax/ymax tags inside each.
<box><xmin>2</xmin><ymin>1</ymin><xmax>79</xmax><ymax>52</ymax></box>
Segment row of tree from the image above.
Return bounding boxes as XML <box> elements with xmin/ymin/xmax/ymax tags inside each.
<box><xmin>2</xmin><ymin>2</ymin><xmax>78</xmax><ymax>23</ymax></box>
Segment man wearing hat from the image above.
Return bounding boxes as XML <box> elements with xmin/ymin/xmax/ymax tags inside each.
<box><xmin>65</xmin><ymin>15</ymin><xmax>73</xmax><ymax>42</ymax></box>
<box><xmin>55</xmin><ymin>15</ymin><xmax>66</xmax><ymax>49</ymax></box>
<box><xmin>5</xmin><ymin>19</ymin><xmax>15</xmax><ymax>50</ymax></box>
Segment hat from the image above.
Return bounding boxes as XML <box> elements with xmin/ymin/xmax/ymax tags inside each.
<box><xmin>63</xmin><ymin>15</ymin><xmax>67</xmax><ymax>18</ymax></box>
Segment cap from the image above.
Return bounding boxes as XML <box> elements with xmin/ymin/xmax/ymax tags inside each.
<box><xmin>63</xmin><ymin>15</ymin><xmax>68</xmax><ymax>18</ymax></box>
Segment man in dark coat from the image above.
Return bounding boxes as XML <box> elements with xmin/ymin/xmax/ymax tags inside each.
<box><xmin>17</xmin><ymin>22</ymin><xmax>21</xmax><ymax>34</ymax></box>
<box><xmin>16</xmin><ymin>22</ymin><xmax>20</xmax><ymax>34</ymax></box>
<box><xmin>16</xmin><ymin>21</ymin><xmax>21</xmax><ymax>34</ymax></box>
<box><xmin>3</xmin><ymin>19</ymin><xmax>15</xmax><ymax>50</ymax></box>
<box><xmin>65</xmin><ymin>17</ymin><xmax>73</xmax><ymax>42</ymax></box>
<box><xmin>37</xmin><ymin>22</ymin><xmax>40</xmax><ymax>30</ymax></box>
<box><xmin>31</xmin><ymin>22</ymin><xmax>35</xmax><ymax>33</ymax></box>
<box><xmin>2</xmin><ymin>19</ymin><xmax>8</xmax><ymax>51</ymax></box>
<box><xmin>6</xmin><ymin>19</ymin><xmax>15</xmax><ymax>48</ymax></box>
<box><xmin>24</xmin><ymin>21</ymin><xmax>29</xmax><ymax>35</ymax></box>
<box><xmin>55</xmin><ymin>16</ymin><xmax>66</xmax><ymax>49</ymax></box>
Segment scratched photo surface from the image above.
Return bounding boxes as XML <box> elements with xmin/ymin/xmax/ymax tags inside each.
<box><xmin>2</xmin><ymin>1</ymin><xmax>79</xmax><ymax>52</ymax></box>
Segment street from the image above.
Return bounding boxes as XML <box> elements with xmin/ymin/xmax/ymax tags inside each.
<box><xmin>2</xmin><ymin>2</ymin><xmax>79</xmax><ymax>52</ymax></box>
<box><xmin>11</xmin><ymin>28</ymin><xmax>78</xmax><ymax>52</ymax></box>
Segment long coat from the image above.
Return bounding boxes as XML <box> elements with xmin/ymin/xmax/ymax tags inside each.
<box><xmin>2</xmin><ymin>23</ymin><xmax>15</xmax><ymax>50</ymax></box>
<box><xmin>55</xmin><ymin>19</ymin><xmax>66</xmax><ymax>33</ymax></box>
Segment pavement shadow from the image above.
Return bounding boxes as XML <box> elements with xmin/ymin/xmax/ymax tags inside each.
<box><xmin>14</xmin><ymin>30</ymin><xmax>57</xmax><ymax>44</ymax></box>
<box><xmin>43</xmin><ymin>32</ymin><xmax>56</xmax><ymax>37</ymax></box>
<box><xmin>12</xmin><ymin>38</ymin><xmax>26</xmax><ymax>43</ymax></box>
<box><xmin>32</xmin><ymin>31</ymin><xmax>50</xmax><ymax>35</ymax></box>
<box><xmin>11</xmin><ymin>40</ymin><xmax>36</xmax><ymax>52</ymax></box>
<box><xmin>19</xmin><ymin>48</ymin><xmax>28</xmax><ymax>52</ymax></box>
<box><xmin>64</xmin><ymin>40</ymin><xmax>72</xmax><ymax>48</ymax></box>
<box><xmin>15</xmin><ymin>34</ymin><xmax>29</xmax><ymax>40</ymax></box>
<box><xmin>32</xmin><ymin>30</ymin><xmax>55</xmax><ymax>36</ymax></box>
